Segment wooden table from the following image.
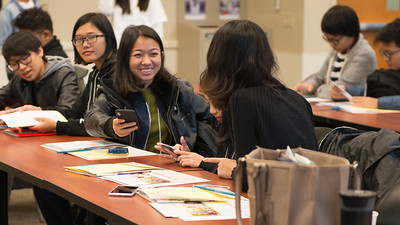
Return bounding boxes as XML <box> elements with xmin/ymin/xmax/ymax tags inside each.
<box><xmin>0</xmin><ymin>134</ymin><xmax>248</xmax><ymax>225</ymax></box>
<box><xmin>312</xmin><ymin>104</ymin><xmax>400</xmax><ymax>132</ymax></box>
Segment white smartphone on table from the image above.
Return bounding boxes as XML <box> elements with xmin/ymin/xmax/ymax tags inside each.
<box><xmin>108</xmin><ymin>185</ymin><xmax>139</xmax><ymax>197</ymax></box>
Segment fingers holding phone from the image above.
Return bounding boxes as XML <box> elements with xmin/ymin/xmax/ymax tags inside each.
<box><xmin>155</xmin><ymin>143</ymin><xmax>180</xmax><ymax>161</ymax></box>
<box><xmin>113</xmin><ymin>118</ymin><xmax>138</xmax><ymax>137</ymax></box>
<box><xmin>113</xmin><ymin>109</ymin><xmax>139</xmax><ymax>137</ymax></box>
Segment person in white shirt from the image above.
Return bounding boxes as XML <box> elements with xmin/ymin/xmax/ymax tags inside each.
<box><xmin>0</xmin><ymin>0</ymin><xmax>41</xmax><ymax>48</ymax></box>
<box><xmin>98</xmin><ymin>0</ymin><xmax>167</xmax><ymax>43</ymax></box>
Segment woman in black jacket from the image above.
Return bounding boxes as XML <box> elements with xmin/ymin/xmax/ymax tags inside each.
<box><xmin>31</xmin><ymin>12</ymin><xmax>117</xmax><ymax>225</ymax></box>
<box><xmin>29</xmin><ymin>12</ymin><xmax>117</xmax><ymax>136</ymax></box>
<box><xmin>84</xmin><ymin>25</ymin><xmax>217</xmax><ymax>156</ymax></box>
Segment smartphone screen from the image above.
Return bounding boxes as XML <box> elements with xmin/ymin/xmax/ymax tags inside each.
<box><xmin>108</xmin><ymin>185</ymin><xmax>138</xmax><ymax>197</ymax></box>
<box><xmin>115</xmin><ymin>109</ymin><xmax>139</xmax><ymax>129</ymax></box>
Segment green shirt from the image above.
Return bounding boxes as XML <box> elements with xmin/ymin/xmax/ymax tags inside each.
<box><xmin>142</xmin><ymin>89</ymin><xmax>170</xmax><ymax>153</ymax></box>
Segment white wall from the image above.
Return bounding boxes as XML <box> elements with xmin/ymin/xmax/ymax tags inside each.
<box><xmin>0</xmin><ymin>0</ymin><xmax>337</xmax><ymax>88</ymax></box>
<box><xmin>0</xmin><ymin>0</ymin><xmax>178</xmax><ymax>87</ymax></box>
<box><xmin>302</xmin><ymin>0</ymin><xmax>336</xmax><ymax>80</ymax></box>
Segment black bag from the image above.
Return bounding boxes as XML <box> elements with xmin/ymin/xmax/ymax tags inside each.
<box><xmin>366</xmin><ymin>69</ymin><xmax>400</xmax><ymax>98</ymax></box>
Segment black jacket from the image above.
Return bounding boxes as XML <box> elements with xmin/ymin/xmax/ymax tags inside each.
<box><xmin>84</xmin><ymin>75</ymin><xmax>217</xmax><ymax>157</ymax></box>
<box><xmin>56</xmin><ymin>55</ymin><xmax>116</xmax><ymax>136</ymax></box>
<box><xmin>0</xmin><ymin>56</ymin><xmax>79</xmax><ymax>111</ymax></box>
<box><xmin>43</xmin><ymin>36</ymin><xmax>68</xmax><ymax>58</ymax></box>
<box><xmin>319</xmin><ymin>127</ymin><xmax>400</xmax><ymax>225</ymax></box>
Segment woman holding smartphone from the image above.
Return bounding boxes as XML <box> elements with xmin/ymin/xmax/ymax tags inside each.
<box><xmin>156</xmin><ymin>19</ymin><xmax>317</xmax><ymax>182</ymax></box>
<box><xmin>85</xmin><ymin>25</ymin><xmax>217</xmax><ymax>157</ymax></box>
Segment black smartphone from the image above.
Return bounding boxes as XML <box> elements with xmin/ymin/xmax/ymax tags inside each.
<box><xmin>161</xmin><ymin>144</ymin><xmax>178</xmax><ymax>158</ymax></box>
<box><xmin>115</xmin><ymin>109</ymin><xmax>139</xmax><ymax>129</ymax></box>
<box><xmin>108</xmin><ymin>185</ymin><xmax>139</xmax><ymax>197</ymax></box>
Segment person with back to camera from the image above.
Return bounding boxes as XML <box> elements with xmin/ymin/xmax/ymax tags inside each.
<box><xmin>9</xmin><ymin>7</ymin><xmax>67</xmax><ymax>81</ymax></box>
<box><xmin>0</xmin><ymin>0</ymin><xmax>40</xmax><ymax>48</ymax></box>
<box><xmin>293</xmin><ymin>5</ymin><xmax>377</xmax><ymax>99</ymax></box>
<box><xmin>30</xmin><ymin>12</ymin><xmax>117</xmax><ymax>225</ymax></box>
<box><xmin>155</xmin><ymin>19</ymin><xmax>318</xmax><ymax>182</ymax></box>
<box><xmin>98</xmin><ymin>0</ymin><xmax>168</xmax><ymax>42</ymax></box>
<box><xmin>0</xmin><ymin>0</ymin><xmax>41</xmax><ymax>80</ymax></box>
<box><xmin>331</xmin><ymin>18</ymin><xmax>400</xmax><ymax>110</ymax></box>
<box><xmin>84</xmin><ymin>25</ymin><xmax>217</xmax><ymax>158</ymax></box>
<box><xmin>13</xmin><ymin>7</ymin><xmax>67</xmax><ymax>58</ymax></box>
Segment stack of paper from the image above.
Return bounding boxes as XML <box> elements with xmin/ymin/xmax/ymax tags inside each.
<box><xmin>0</xmin><ymin>110</ymin><xmax>67</xmax><ymax>128</ymax></box>
<box><xmin>319</xmin><ymin>102</ymin><xmax>400</xmax><ymax>114</ymax></box>
<box><xmin>101</xmin><ymin>169</ymin><xmax>209</xmax><ymax>187</ymax></box>
<box><xmin>65</xmin><ymin>162</ymin><xmax>159</xmax><ymax>177</ymax></box>
<box><xmin>41</xmin><ymin>140</ymin><xmax>156</xmax><ymax>159</ymax></box>
<box><xmin>138</xmin><ymin>187</ymin><xmax>226</xmax><ymax>203</ymax></box>
<box><xmin>140</xmin><ymin>186</ymin><xmax>250</xmax><ymax>221</ymax></box>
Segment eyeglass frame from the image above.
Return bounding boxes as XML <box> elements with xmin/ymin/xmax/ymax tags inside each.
<box><xmin>72</xmin><ymin>34</ymin><xmax>106</xmax><ymax>46</ymax></box>
<box><xmin>322</xmin><ymin>35</ymin><xmax>344</xmax><ymax>45</ymax></box>
<box><xmin>379</xmin><ymin>48</ymin><xmax>400</xmax><ymax>60</ymax></box>
<box><xmin>7</xmin><ymin>53</ymin><xmax>32</xmax><ymax>71</ymax></box>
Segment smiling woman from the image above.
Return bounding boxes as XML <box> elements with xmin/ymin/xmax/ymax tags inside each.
<box><xmin>85</xmin><ymin>25</ymin><xmax>217</xmax><ymax>158</ymax></box>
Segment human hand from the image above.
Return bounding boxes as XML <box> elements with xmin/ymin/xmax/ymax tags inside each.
<box><xmin>155</xmin><ymin>136</ymin><xmax>191</xmax><ymax>161</ymax></box>
<box><xmin>10</xmin><ymin>105</ymin><xmax>41</xmax><ymax>113</ymax></box>
<box><xmin>292</xmin><ymin>83</ymin><xmax>314</xmax><ymax>94</ymax></box>
<box><xmin>202</xmin><ymin>158</ymin><xmax>237</xmax><ymax>179</ymax></box>
<box><xmin>330</xmin><ymin>84</ymin><xmax>346</xmax><ymax>100</ymax></box>
<box><xmin>175</xmin><ymin>151</ymin><xmax>204</xmax><ymax>168</ymax></box>
<box><xmin>29</xmin><ymin>117</ymin><xmax>57</xmax><ymax>133</ymax></box>
<box><xmin>0</xmin><ymin>105</ymin><xmax>41</xmax><ymax>115</ymax></box>
<box><xmin>112</xmin><ymin>118</ymin><xmax>138</xmax><ymax>137</ymax></box>
<box><xmin>351</xmin><ymin>97</ymin><xmax>378</xmax><ymax>109</ymax></box>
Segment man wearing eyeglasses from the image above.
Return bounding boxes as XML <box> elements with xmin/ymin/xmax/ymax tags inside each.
<box><xmin>293</xmin><ymin>5</ymin><xmax>377</xmax><ymax>99</ymax></box>
<box><xmin>331</xmin><ymin>18</ymin><xmax>400</xmax><ymax>110</ymax></box>
<box><xmin>0</xmin><ymin>31</ymin><xmax>79</xmax><ymax>114</ymax></box>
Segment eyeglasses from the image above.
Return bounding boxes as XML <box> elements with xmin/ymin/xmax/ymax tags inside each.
<box><xmin>379</xmin><ymin>48</ymin><xmax>400</xmax><ymax>60</ymax></box>
<box><xmin>322</xmin><ymin>35</ymin><xmax>344</xmax><ymax>45</ymax></box>
<box><xmin>72</xmin><ymin>34</ymin><xmax>106</xmax><ymax>46</ymax></box>
<box><xmin>7</xmin><ymin>53</ymin><xmax>32</xmax><ymax>71</ymax></box>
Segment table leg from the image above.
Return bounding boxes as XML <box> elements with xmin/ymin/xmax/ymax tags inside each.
<box><xmin>0</xmin><ymin>170</ymin><xmax>8</xmax><ymax>225</ymax></box>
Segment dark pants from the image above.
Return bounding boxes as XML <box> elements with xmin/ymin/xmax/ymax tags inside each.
<box><xmin>33</xmin><ymin>186</ymin><xmax>74</xmax><ymax>225</ymax></box>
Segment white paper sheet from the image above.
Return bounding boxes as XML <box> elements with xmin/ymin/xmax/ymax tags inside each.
<box><xmin>101</xmin><ymin>170</ymin><xmax>209</xmax><ymax>187</ymax></box>
<box><xmin>149</xmin><ymin>198</ymin><xmax>250</xmax><ymax>221</ymax></box>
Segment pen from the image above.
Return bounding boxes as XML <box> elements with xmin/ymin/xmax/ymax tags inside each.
<box><xmin>194</xmin><ymin>185</ymin><xmax>235</xmax><ymax>197</ymax></box>
<box><xmin>57</xmin><ymin>148</ymin><xmax>107</xmax><ymax>154</ymax></box>
<box><xmin>156</xmin><ymin>200</ymin><xmax>204</xmax><ymax>204</ymax></box>
<box><xmin>116</xmin><ymin>171</ymin><xmax>148</xmax><ymax>175</ymax></box>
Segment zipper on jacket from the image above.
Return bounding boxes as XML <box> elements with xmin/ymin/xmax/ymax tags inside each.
<box><xmin>143</xmin><ymin>102</ymin><xmax>151</xmax><ymax>150</ymax></box>
<box><xmin>165</xmin><ymin>84</ymin><xmax>182</xmax><ymax>144</ymax></box>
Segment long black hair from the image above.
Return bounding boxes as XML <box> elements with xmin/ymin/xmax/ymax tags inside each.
<box><xmin>200</xmin><ymin>19</ymin><xmax>283</xmax><ymax>111</ymax></box>
<box><xmin>116</xmin><ymin>0</ymin><xmax>150</xmax><ymax>14</ymax></box>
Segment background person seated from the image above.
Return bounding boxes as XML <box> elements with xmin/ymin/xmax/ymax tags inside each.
<box><xmin>293</xmin><ymin>5</ymin><xmax>377</xmax><ymax>99</ymax></box>
<box><xmin>331</xmin><ymin>18</ymin><xmax>400</xmax><ymax>110</ymax></box>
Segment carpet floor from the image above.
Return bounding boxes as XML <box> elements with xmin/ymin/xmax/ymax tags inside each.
<box><xmin>8</xmin><ymin>188</ymin><xmax>46</xmax><ymax>225</ymax></box>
